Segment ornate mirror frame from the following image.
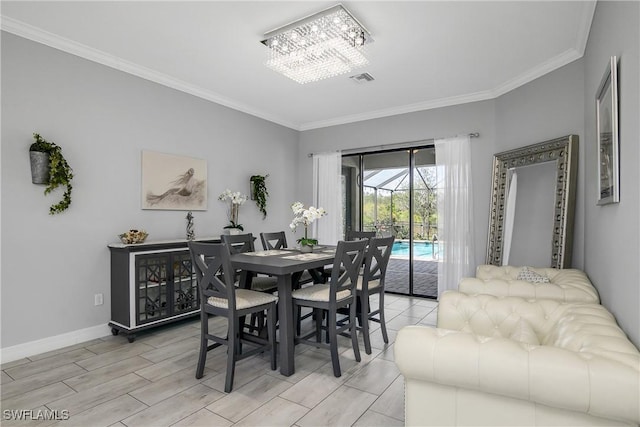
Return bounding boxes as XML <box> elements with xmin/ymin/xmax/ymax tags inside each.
<box><xmin>486</xmin><ymin>135</ymin><xmax>578</xmax><ymax>269</ymax></box>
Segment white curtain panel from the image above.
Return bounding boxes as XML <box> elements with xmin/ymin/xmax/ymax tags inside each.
<box><xmin>435</xmin><ymin>135</ymin><xmax>475</xmax><ymax>297</ymax></box>
<box><xmin>312</xmin><ymin>151</ymin><xmax>342</xmax><ymax>245</ymax></box>
<box><xmin>502</xmin><ymin>170</ymin><xmax>518</xmax><ymax>265</ymax></box>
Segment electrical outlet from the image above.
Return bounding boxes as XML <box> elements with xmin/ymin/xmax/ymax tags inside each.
<box><xmin>94</xmin><ymin>293</ymin><xmax>104</xmax><ymax>306</ymax></box>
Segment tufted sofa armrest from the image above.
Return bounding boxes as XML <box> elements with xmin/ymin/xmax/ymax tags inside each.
<box><xmin>395</xmin><ymin>325</ymin><xmax>640</xmax><ymax>425</ymax></box>
<box><xmin>458</xmin><ymin>265</ymin><xmax>600</xmax><ymax>303</ymax></box>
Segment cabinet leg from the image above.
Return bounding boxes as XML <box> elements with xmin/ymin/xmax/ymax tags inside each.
<box><xmin>127</xmin><ymin>334</ymin><xmax>136</xmax><ymax>343</ymax></box>
<box><xmin>111</xmin><ymin>327</ymin><xmax>120</xmax><ymax>336</ymax></box>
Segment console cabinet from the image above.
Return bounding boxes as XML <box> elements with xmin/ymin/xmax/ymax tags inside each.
<box><xmin>108</xmin><ymin>238</ymin><xmax>219</xmax><ymax>342</ymax></box>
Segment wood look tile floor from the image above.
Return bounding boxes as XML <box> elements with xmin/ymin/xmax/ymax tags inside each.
<box><xmin>1</xmin><ymin>294</ymin><xmax>438</xmax><ymax>427</ymax></box>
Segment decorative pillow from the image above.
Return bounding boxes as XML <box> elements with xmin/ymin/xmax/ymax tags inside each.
<box><xmin>516</xmin><ymin>266</ymin><xmax>550</xmax><ymax>283</ymax></box>
<box><xmin>509</xmin><ymin>318</ymin><xmax>540</xmax><ymax>345</ymax></box>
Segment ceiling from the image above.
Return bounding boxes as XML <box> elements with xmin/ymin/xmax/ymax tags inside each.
<box><xmin>1</xmin><ymin>1</ymin><xmax>596</xmax><ymax>131</ymax></box>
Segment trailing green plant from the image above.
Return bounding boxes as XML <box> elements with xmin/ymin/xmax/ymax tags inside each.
<box><xmin>250</xmin><ymin>174</ymin><xmax>269</xmax><ymax>219</ymax></box>
<box><xmin>30</xmin><ymin>133</ymin><xmax>74</xmax><ymax>215</ymax></box>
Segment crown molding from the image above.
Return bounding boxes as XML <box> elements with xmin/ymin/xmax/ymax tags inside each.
<box><xmin>300</xmin><ymin>45</ymin><xmax>585</xmax><ymax>131</ymax></box>
<box><xmin>0</xmin><ymin>16</ymin><xmax>299</xmax><ymax>130</ymax></box>
<box><xmin>2</xmin><ymin>0</ymin><xmax>596</xmax><ymax>133</ymax></box>
<box><xmin>299</xmin><ymin>90</ymin><xmax>495</xmax><ymax>131</ymax></box>
<box><xmin>576</xmin><ymin>1</ymin><xmax>597</xmax><ymax>55</ymax></box>
<box><xmin>489</xmin><ymin>47</ymin><xmax>583</xmax><ymax>99</ymax></box>
<box><xmin>298</xmin><ymin>2</ymin><xmax>596</xmax><ymax>131</ymax></box>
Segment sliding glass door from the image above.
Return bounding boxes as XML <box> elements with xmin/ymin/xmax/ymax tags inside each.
<box><xmin>342</xmin><ymin>145</ymin><xmax>437</xmax><ymax>298</ymax></box>
<box><xmin>411</xmin><ymin>148</ymin><xmax>439</xmax><ymax>297</ymax></box>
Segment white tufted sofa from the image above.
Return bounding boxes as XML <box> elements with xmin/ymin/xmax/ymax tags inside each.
<box><xmin>458</xmin><ymin>264</ymin><xmax>600</xmax><ymax>303</ymax></box>
<box><xmin>395</xmin><ymin>292</ymin><xmax>640</xmax><ymax>426</ymax></box>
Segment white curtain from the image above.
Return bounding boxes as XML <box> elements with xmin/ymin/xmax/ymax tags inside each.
<box><xmin>435</xmin><ymin>135</ymin><xmax>475</xmax><ymax>297</ymax></box>
<box><xmin>502</xmin><ymin>170</ymin><xmax>518</xmax><ymax>266</ymax></box>
<box><xmin>312</xmin><ymin>151</ymin><xmax>342</xmax><ymax>245</ymax></box>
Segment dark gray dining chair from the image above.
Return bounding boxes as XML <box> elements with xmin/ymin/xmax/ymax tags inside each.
<box><xmin>260</xmin><ymin>231</ymin><xmax>288</xmax><ymax>250</ymax></box>
<box><xmin>221</xmin><ymin>233</ymin><xmax>279</xmax><ymax>334</ymax></box>
<box><xmin>356</xmin><ymin>236</ymin><xmax>394</xmax><ymax>354</ymax></box>
<box><xmin>292</xmin><ymin>239</ymin><xmax>367</xmax><ymax>377</ymax></box>
<box><xmin>221</xmin><ymin>233</ymin><xmax>278</xmax><ymax>293</ymax></box>
<box><xmin>323</xmin><ymin>230</ymin><xmax>375</xmax><ymax>281</ymax></box>
<box><xmin>345</xmin><ymin>230</ymin><xmax>376</xmax><ymax>241</ymax></box>
<box><xmin>188</xmin><ymin>241</ymin><xmax>277</xmax><ymax>393</ymax></box>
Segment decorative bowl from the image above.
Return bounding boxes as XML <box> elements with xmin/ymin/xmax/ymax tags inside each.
<box><xmin>119</xmin><ymin>229</ymin><xmax>149</xmax><ymax>244</ymax></box>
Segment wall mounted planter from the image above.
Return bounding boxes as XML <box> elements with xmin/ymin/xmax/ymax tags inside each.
<box><xmin>30</xmin><ymin>151</ymin><xmax>50</xmax><ymax>184</ymax></box>
<box><xmin>29</xmin><ymin>133</ymin><xmax>74</xmax><ymax>215</ymax></box>
<box><xmin>250</xmin><ymin>174</ymin><xmax>269</xmax><ymax>219</ymax></box>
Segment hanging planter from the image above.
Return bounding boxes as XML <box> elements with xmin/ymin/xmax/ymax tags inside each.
<box><xmin>30</xmin><ymin>150</ymin><xmax>50</xmax><ymax>184</ymax></box>
<box><xmin>29</xmin><ymin>133</ymin><xmax>74</xmax><ymax>215</ymax></box>
<box><xmin>250</xmin><ymin>174</ymin><xmax>269</xmax><ymax>219</ymax></box>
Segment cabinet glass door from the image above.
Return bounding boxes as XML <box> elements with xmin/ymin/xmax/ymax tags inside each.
<box><xmin>172</xmin><ymin>252</ymin><xmax>199</xmax><ymax>314</ymax></box>
<box><xmin>136</xmin><ymin>254</ymin><xmax>169</xmax><ymax>324</ymax></box>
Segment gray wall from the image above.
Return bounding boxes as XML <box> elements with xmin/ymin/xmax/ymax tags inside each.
<box><xmin>298</xmin><ymin>58</ymin><xmax>586</xmax><ymax>272</ymax></box>
<box><xmin>583</xmin><ymin>1</ymin><xmax>639</xmax><ymax>346</ymax></box>
<box><xmin>494</xmin><ymin>58</ymin><xmax>586</xmax><ymax>269</ymax></box>
<box><xmin>1</xmin><ymin>33</ymin><xmax>299</xmax><ymax>348</ymax></box>
<box><xmin>298</xmin><ymin>101</ymin><xmax>497</xmax><ymax>267</ymax></box>
<box><xmin>299</xmin><ymin>2</ymin><xmax>639</xmax><ymax>347</ymax></box>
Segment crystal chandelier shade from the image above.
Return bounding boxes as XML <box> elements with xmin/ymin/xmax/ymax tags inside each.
<box><xmin>261</xmin><ymin>5</ymin><xmax>372</xmax><ymax>84</ymax></box>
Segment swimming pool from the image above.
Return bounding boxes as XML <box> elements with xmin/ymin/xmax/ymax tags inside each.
<box><xmin>391</xmin><ymin>241</ymin><xmax>435</xmax><ymax>258</ymax></box>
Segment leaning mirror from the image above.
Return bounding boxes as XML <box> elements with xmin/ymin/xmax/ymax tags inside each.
<box><xmin>486</xmin><ymin>135</ymin><xmax>578</xmax><ymax>269</ymax></box>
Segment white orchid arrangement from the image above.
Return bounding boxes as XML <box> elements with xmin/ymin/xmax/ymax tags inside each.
<box><xmin>218</xmin><ymin>189</ymin><xmax>248</xmax><ymax>205</ymax></box>
<box><xmin>289</xmin><ymin>202</ymin><xmax>327</xmax><ymax>246</ymax></box>
<box><xmin>218</xmin><ymin>189</ymin><xmax>248</xmax><ymax>230</ymax></box>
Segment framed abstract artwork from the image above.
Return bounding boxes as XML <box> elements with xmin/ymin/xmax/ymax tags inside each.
<box><xmin>141</xmin><ymin>150</ymin><xmax>207</xmax><ymax>210</ymax></box>
<box><xmin>595</xmin><ymin>56</ymin><xmax>619</xmax><ymax>205</ymax></box>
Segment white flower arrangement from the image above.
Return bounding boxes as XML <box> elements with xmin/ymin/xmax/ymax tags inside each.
<box><xmin>289</xmin><ymin>202</ymin><xmax>327</xmax><ymax>246</ymax></box>
<box><xmin>218</xmin><ymin>189</ymin><xmax>248</xmax><ymax>206</ymax></box>
<box><xmin>219</xmin><ymin>189</ymin><xmax>248</xmax><ymax>230</ymax></box>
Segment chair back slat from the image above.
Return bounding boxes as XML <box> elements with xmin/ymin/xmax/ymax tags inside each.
<box><xmin>188</xmin><ymin>241</ymin><xmax>237</xmax><ymax>311</ymax></box>
<box><xmin>345</xmin><ymin>230</ymin><xmax>376</xmax><ymax>242</ymax></box>
<box><xmin>221</xmin><ymin>233</ymin><xmax>255</xmax><ymax>254</ymax></box>
<box><xmin>260</xmin><ymin>231</ymin><xmax>287</xmax><ymax>250</ymax></box>
<box><xmin>362</xmin><ymin>237</ymin><xmax>394</xmax><ymax>288</ymax></box>
<box><xmin>330</xmin><ymin>240</ymin><xmax>367</xmax><ymax>301</ymax></box>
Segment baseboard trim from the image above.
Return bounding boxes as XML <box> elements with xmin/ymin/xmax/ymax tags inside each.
<box><xmin>0</xmin><ymin>324</ymin><xmax>112</xmax><ymax>363</ymax></box>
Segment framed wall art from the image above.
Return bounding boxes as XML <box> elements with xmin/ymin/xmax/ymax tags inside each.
<box><xmin>141</xmin><ymin>150</ymin><xmax>207</xmax><ymax>210</ymax></box>
<box><xmin>595</xmin><ymin>56</ymin><xmax>619</xmax><ymax>205</ymax></box>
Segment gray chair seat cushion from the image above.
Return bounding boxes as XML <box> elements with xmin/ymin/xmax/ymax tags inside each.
<box><xmin>208</xmin><ymin>288</ymin><xmax>278</xmax><ymax>310</ymax></box>
<box><xmin>292</xmin><ymin>284</ymin><xmax>351</xmax><ymax>302</ymax></box>
<box><xmin>356</xmin><ymin>276</ymin><xmax>380</xmax><ymax>290</ymax></box>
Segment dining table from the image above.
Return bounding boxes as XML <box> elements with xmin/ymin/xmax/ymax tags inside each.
<box><xmin>230</xmin><ymin>246</ymin><xmax>336</xmax><ymax>376</ymax></box>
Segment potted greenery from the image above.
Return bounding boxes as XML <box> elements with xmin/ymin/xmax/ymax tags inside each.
<box><xmin>250</xmin><ymin>174</ymin><xmax>269</xmax><ymax>219</ymax></box>
<box><xmin>29</xmin><ymin>133</ymin><xmax>74</xmax><ymax>215</ymax></box>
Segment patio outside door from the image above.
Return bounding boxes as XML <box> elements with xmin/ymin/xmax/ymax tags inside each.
<box><xmin>342</xmin><ymin>146</ymin><xmax>438</xmax><ymax>298</ymax></box>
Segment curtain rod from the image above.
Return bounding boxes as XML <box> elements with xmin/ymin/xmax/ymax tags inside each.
<box><xmin>308</xmin><ymin>132</ymin><xmax>480</xmax><ymax>157</ymax></box>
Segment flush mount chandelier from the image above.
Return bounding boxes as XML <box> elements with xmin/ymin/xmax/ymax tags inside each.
<box><xmin>261</xmin><ymin>4</ymin><xmax>372</xmax><ymax>84</ymax></box>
